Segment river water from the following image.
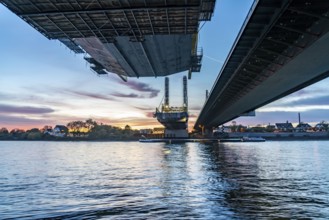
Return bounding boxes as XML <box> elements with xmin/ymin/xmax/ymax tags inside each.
<box><xmin>0</xmin><ymin>141</ymin><xmax>328</xmax><ymax>219</ymax></box>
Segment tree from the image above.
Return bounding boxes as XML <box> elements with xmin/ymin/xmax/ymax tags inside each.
<box><xmin>0</xmin><ymin>127</ymin><xmax>10</xmax><ymax>140</ymax></box>
<box><xmin>41</xmin><ymin>125</ymin><xmax>52</xmax><ymax>133</ymax></box>
<box><xmin>250</xmin><ymin>125</ymin><xmax>266</xmax><ymax>132</ymax></box>
<box><xmin>67</xmin><ymin>120</ymin><xmax>86</xmax><ymax>136</ymax></box>
<box><xmin>231</xmin><ymin>121</ymin><xmax>237</xmax><ymax>132</ymax></box>
<box><xmin>24</xmin><ymin>128</ymin><xmax>42</xmax><ymax>140</ymax></box>
<box><xmin>265</xmin><ymin>124</ymin><xmax>276</xmax><ymax>132</ymax></box>
<box><xmin>10</xmin><ymin>129</ymin><xmax>26</xmax><ymax>139</ymax></box>
<box><xmin>27</xmin><ymin>131</ymin><xmax>42</xmax><ymax>140</ymax></box>
<box><xmin>28</xmin><ymin>128</ymin><xmax>40</xmax><ymax>133</ymax></box>
<box><xmin>85</xmin><ymin>119</ymin><xmax>98</xmax><ymax>131</ymax></box>
<box><xmin>89</xmin><ymin>125</ymin><xmax>110</xmax><ymax>139</ymax></box>
<box><xmin>89</xmin><ymin>124</ymin><xmax>119</xmax><ymax>139</ymax></box>
<box><xmin>0</xmin><ymin>127</ymin><xmax>9</xmax><ymax>134</ymax></box>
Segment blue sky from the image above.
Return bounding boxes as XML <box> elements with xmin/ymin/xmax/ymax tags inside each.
<box><xmin>1</xmin><ymin>0</ymin><xmax>329</xmax><ymax>131</ymax></box>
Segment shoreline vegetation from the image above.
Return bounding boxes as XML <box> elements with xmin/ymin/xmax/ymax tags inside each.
<box><xmin>1</xmin><ymin>119</ymin><xmax>329</xmax><ymax>141</ymax></box>
<box><xmin>2</xmin><ymin>136</ymin><xmax>329</xmax><ymax>142</ymax></box>
<box><xmin>0</xmin><ymin>119</ymin><xmax>141</xmax><ymax>141</ymax></box>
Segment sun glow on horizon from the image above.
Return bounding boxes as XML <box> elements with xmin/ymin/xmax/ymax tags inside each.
<box><xmin>2</xmin><ymin>1</ymin><xmax>329</xmax><ymax>132</ymax></box>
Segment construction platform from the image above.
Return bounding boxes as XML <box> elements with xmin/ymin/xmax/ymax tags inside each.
<box><xmin>154</xmin><ymin>76</ymin><xmax>189</xmax><ymax>138</ymax></box>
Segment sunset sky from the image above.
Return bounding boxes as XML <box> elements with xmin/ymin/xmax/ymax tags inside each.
<box><xmin>1</xmin><ymin>0</ymin><xmax>329</xmax><ymax>131</ymax></box>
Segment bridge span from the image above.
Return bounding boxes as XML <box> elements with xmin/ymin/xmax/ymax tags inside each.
<box><xmin>1</xmin><ymin>0</ymin><xmax>215</xmax><ymax>80</ymax></box>
<box><xmin>195</xmin><ymin>0</ymin><xmax>329</xmax><ymax>130</ymax></box>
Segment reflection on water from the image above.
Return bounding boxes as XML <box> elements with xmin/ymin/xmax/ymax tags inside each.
<box><xmin>0</xmin><ymin>141</ymin><xmax>328</xmax><ymax>219</ymax></box>
<box><xmin>207</xmin><ymin>142</ymin><xmax>329</xmax><ymax>219</ymax></box>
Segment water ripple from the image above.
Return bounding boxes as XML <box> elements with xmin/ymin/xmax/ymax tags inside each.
<box><xmin>0</xmin><ymin>141</ymin><xmax>328</xmax><ymax>219</ymax></box>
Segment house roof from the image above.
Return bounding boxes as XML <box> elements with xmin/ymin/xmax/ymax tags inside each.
<box><xmin>296</xmin><ymin>123</ymin><xmax>311</xmax><ymax>128</ymax></box>
<box><xmin>54</xmin><ymin>125</ymin><xmax>68</xmax><ymax>130</ymax></box>
<box><xmin>275</xmin><ymin>123</ymin><xmax>293</xmax><ymax>129</ymax></box>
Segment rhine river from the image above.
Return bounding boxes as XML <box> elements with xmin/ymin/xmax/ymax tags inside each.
<box><xmin>1</xmin><ymin>141</ymin><xmax>329</xmax><ymax>219</ymax></box>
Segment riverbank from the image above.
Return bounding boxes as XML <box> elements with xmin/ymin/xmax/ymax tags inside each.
<box><xmin>226</xmin><ymin>131</ymin><xmax>329</xmax><ymax>141</ymax></box>
<box><xmin>0</xmin><ymin>136</ymin><xmax>140</xmax><ymax>142</ymax></box>
<box><xmin>2</xmin><ymin>136</ymin><xmax>329</xmax><ymax>142</ymax></box>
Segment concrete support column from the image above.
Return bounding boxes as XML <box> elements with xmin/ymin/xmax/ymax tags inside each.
<box><xmin>164</xmin><ymin>129</ymin><xmax>188</xmax><ymax>138</ymax></box>
<box><xmin>204</xmin><ymin>127</ymin><xmax>213</xmax><ymax>138</ymax></box>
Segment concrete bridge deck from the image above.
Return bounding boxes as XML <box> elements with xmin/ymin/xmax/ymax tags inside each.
<box><xmin>195</xmin><ymin>0</ymin><xmax>329</xmax><ymax>130</ymax></box>
<box><xmin>1</xmin><ymin>0</ymin><xmax>216</xmax><ymax>80</ymax></box>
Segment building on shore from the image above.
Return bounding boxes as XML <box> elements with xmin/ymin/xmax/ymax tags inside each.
<box><xmin>44</xmin><ymin>125</ymin><xmax>68</xmax><ymax>137</ymax></box>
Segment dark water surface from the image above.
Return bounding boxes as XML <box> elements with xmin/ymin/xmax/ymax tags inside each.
<box><xmin>1</xmin><ymin>141</ymin><xmax>329</xmax><ymax>219</ymax></box>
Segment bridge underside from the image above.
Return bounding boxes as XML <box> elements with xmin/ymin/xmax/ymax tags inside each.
<box><xmin>195</xmin><ymin>0</ymin><xmax>329</xmax><ymax>129</ymax></box>
<box><xmin>1</xmin><ymin>0</ymin><xmax>215</xmax><ymax>79</ymax></box>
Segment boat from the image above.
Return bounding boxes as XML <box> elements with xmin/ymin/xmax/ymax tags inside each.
<box><xmin>139</xmin><ymin>135</ymin><xmax>164</xmax><ymax>143</ymax></box>
<box><xmin>242</xmin><ymin>137</ymin><xmax>266</xmax><ymax>142</ymax></box>
<box><xmin>219</xmin><ymin>137</ymin><xmax>266</xmax><ymax>143</ymax></box>
<box><xmin>219</xmin><ymin>138</ymin><xmax>242</xmax><ymax>142</ymax></box>
<box><xmin>139</xmin><ymin>138</ymin><xmax>164</xmax><ymax>143</ymax></box>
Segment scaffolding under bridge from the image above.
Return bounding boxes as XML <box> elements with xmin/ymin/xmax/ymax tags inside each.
<box><xmin>1</xmin><ymin>0</ymin><xmax>216</xmax><ymax>80</ymax></box>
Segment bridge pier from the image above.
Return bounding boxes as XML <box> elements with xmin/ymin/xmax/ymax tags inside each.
<box><xmin>201</xmin><ymin>126</ymin><xmax>213</xmax><ymax>138</ymax></box>
<box><xmin>205</xmin><ymin>128</ymin><xmax>214</xmax><ymax>138</ymax></box>
<box><xmin>164</xmin><ymin>129</ymin><xmax>188</xmax><ymax>138</ymax></box>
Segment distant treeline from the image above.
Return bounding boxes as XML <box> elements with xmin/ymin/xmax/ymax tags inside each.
<box><xmin>0</xmin><ymin>119</ymin><xmax>140</xmax><ymax>141</ymax></box>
